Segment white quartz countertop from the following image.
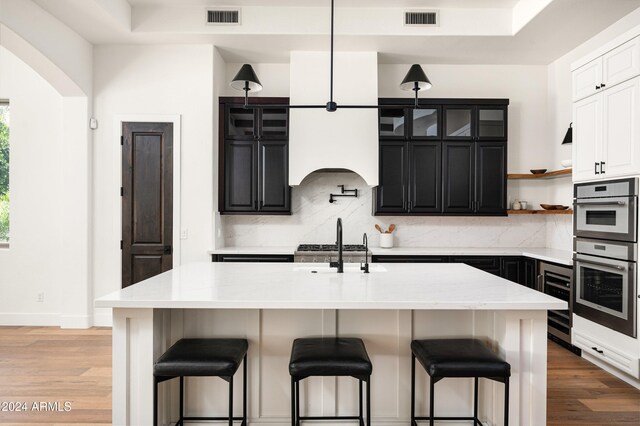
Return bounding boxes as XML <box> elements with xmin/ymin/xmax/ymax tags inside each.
<box><xmin>208</xmin><ymin>246</ymin><xmax>573</xmax><ymax>266</ymax></box>
<box><xmin>96</xmin><ymin>262</ymin><xmax>567</xmax><ymax>310</ymax></box>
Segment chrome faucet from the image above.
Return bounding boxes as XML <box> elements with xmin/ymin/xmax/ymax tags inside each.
<box><xmin>329</xmin><ymin>218</ymin><xmax>344</xmax><ymax>273</ymax></box>
<box><xmin>360</xmin><ymin>233</ymin><xmax>369</xmax><ymax>273</ymax></box>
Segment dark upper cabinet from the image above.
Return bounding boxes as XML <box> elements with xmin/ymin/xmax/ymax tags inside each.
<box><xmin>444</xmin><ymin>106</ymin><xmax>474</xmax><ymax>140</ymax></box>
<box><xmin>259</xmin><ymin>140</ymin><xmax>290</xmax><ymax>211</ymax></box>
<box><xmin>475</xmin><ymin>142</ymin><xmax>507</xmax><ymax>214</ymax></box>
<box><xmin>224</xmin><ymin>140</ymin><xmax>257</xmax><ymax>212</ymax></box>
<box><xmin>443</xmin><ymin>105</ymin><xmax>507</xmax><ymax>141</ymax></box>
<box><xmin>411</xmin><ymin>107</ymin><xmax>440</xmax><ymax>139</ymax></box>
<box><xmin>477</xmin><ymin>106</ymin><xmax>507</xmax><ymax>141</ymax></box>
<box><xmin>220</xmin><ymin>97</ymin><xmax>291</xmax><ymax>214</ymax></box>
<box><xmin>442</xmin><ymin>142</ymin><xmax>475</xmax><ymax>213</ymax></box>
<box><xmin>380</xmin><ymin>106</ymin><xmax>440</xmax><ymax>140</ymax></box>
<box><xmin>379</xmin><ymin>108</ymin><xmax>407</xmax><ymax>139</ymax></box>
<box><xmin>260</xmin><ymin>106</ymin><xmax>289</xmax><ymax>139</ymax></box>
<box><xmin>226</xmin><ymin>105</ymin><xmax>257</xmax><ymax>139</ymax></box>
<box><xmin>376</xmin><ymin>141</ymin><xmax>407</xmax><ymax>213</ymax></box>
<box><xmin>410</xmin><ymin>142</ymin><xmax>441</xmax><ymax>212</ymax></box>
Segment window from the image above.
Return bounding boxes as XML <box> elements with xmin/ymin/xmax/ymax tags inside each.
<box><xmin>0</xmin><ymin>101</ymin><xmax>9</xmax><ymax>245</ymax></box>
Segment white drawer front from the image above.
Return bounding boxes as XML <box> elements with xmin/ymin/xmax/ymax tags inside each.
<box><xmin>573</xmin><ymin>329</ymin><xmax>640</xmax><ymax>379</ymax></box>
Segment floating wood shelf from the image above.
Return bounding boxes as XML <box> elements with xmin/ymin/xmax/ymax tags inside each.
<box><xmin>508</xmin><ymin>209</ymin><xmax>573</xmax><ymax>215</ymax></box>
<box><xmin>507</xmin><ymin>168</ymin><xmax>572</xmax><ymax>179</ymax></box>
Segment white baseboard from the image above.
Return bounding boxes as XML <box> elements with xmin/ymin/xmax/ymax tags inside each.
<box><xmin>93</xmin><ymin>311</ymin><xmax>113</xmax><ymax>327</ymax></box>
<box><xmin>0</xmin><ymin>313</ymin><xmax>60</xmax><ymax>326</ymax></box>
<box><xmin>59</xmin><ymin>314</ymin><xmax>92</xmax><ymax>329</ymax></box>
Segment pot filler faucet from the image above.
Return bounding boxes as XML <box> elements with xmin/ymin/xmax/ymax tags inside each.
<box><xmin>329</xmin><ymin>218</ymin><xmax>344</xmax><ymax>273</ymax></box>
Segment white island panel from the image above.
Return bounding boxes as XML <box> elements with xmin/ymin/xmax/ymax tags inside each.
<box><xmin>98</xmin><ymin>262</ymin><xmax>564</xmax><ymax>426</ymax></box>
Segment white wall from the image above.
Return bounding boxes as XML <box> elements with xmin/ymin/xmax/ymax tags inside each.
<box><xmin>92</xmin><ymin>44</ymin><xmax>214</xmax><ymax>325</ymax></box>
<box><xmin>0</xmin><ymin>46</ymin><xmax>65</xmax><ymax>324</ymax></box>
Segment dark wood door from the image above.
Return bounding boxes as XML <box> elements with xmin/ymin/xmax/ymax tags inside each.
<box><xmin>376</xmin><ymin>141</ymin><xmax>407</xmax><ymax>213</ymax></box>
<box><xmin>443</xmin><ymin>105</ymin><xmax>474</xmax><ymax>140</ymax></box>
<box><xmin>409</xmin><ymin>141</ymin><xmax>441</xmax><ymax>213</ymax></box>
<box><xmin>224</xmin><ymin>140</ymin><xmax>257</xmax><ymax>212</ymax></box>
<box><xmin>442</xmin><ymin>142</ymin><xmax>474</xmax><ymax>213</ymax></box>
<box><xmin>259</xmin><ymin>140</ymin><xmax>290</xmax><ymax>211</ymax></box>
<box><xmin>501</xmin><ymin>257</ymin><xmax>522</xmax><ymax>283</ymax></box>
<box><xmin>475</xmin><ymin>142</ymin><xmax>507</xmax><ymax>214</ymax></box>
<box><xmin>122</xmin><ymin>122</ymin><xmax>173</xmax><ymax>288</ymax></box>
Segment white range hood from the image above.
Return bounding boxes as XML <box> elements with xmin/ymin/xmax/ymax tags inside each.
<box><xmin>289</xmin><ymin>51</ymin><xmax>379</xmax><ymax>186</ymax></box>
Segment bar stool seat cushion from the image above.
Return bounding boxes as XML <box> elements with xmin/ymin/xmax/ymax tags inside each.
<box><xmin>154</xmin><ymin>338</ymin><xmax>248</xmax><ymax>378</ymax></box>
<box><xmin>289</xmin><ymin>337</ymin><xmax>372</xmax><ymax>380</ymax></box>
<box><xmin>411</xmin><ymin>338</ymin><xmax>510</xmax><ymax>379</ymax></box>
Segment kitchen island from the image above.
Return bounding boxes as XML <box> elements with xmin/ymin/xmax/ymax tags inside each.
<box><xmin>96</xmin><ymin>262</ymin><xmax>566</xmax><ymax>426</ymax></box>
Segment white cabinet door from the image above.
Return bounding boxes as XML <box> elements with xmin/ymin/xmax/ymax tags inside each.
<box><xmin>573</xmin><ymin>58</ymin><xmax>602</xmax><ymax>102</ymax></box>
<box><xmin>573</xmin><ymin>94</ymin><xmax>602</xmax><ymax>182</ymax></box>
<box><xmin>602</xmin><ymin>77</ymin><xmax>640</xmax><ymax>178</ymax></box>
<box><xmin>603</xmin><ymin>37</ymin><xmax>640</xmax><ymax>89</ymax></box>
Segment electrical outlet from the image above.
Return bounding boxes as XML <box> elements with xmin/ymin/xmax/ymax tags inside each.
<box><xmin>36</xmin><ymin>292</ymin><xmax>44</xmax><ymax>303</ymax></box>
<box><xmin>180</xmin><ymin>229</ymin><xmax>188</xmax><ymax>240</ymax></box>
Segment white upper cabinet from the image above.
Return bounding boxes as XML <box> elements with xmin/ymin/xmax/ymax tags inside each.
<box><xmin>603</xmin><ymin>37</ymin><xmax>640</xmax><ymax>89</ymax></box>
<box><xmin>572</xmin><ymin>31</ymin><xmax>640</xmax><ymax>182</ymax></box>
<box><xmin>573</xmin><ymin>58</ymin><xmax>602</xmax><ymax>102</ymax></box>
<box><xmin>573</xmin><ymin>36</ymin><xmax>640</xmax><ymax>103</ymax></box>
<box><xmin>573</xmin><ymin>94</ymin><xmax>602</xmax><ymax>182</ymax></box>
<box><xmin>602</xmin><ymin>77</ymin><xmax>640</xmax><ymax>178</ymax></box>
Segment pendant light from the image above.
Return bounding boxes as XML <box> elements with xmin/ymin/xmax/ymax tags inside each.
<box><xmin>229</xmin><ymin>1</ymin><xmax>433</xmax><ymax>110</ymax></box>
<box><xmin>400</xmin><ymin>64</ymin><xmax>432</xmax><ymax>108</ymax></box>
<box><xmin>230</xmin><ymin>64</ymin><xmax>263</xmax><ymax>107</ymax></box>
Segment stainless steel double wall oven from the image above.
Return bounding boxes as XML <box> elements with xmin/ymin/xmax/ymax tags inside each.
<box><xmin>573</xmin><ymin>178</ymin><xmax>638</xmax><ymax>337</ymax></box>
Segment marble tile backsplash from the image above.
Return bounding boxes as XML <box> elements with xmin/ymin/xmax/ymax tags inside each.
<box><xmin>222</xmin><ymin>172</ymin><xmax>567</xmax><ymax>249</ymax></box>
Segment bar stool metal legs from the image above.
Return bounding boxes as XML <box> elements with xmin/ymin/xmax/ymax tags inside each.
<box><xmin>410</xmin><ymin>339</ymin><xmax>511</xmax><ymax>426</ymax></box>
<box><xmin>291</xmin><ymin>376</ymin><xmax>371</xmax><ymax>426</ymax></box>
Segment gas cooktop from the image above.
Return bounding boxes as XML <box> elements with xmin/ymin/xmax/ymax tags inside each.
<box><xmin>296</xmin><ymin>244</ymin><xmax>367</xmax><ymax>252</ymax></box>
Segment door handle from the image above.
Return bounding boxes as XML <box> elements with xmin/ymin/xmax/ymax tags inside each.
<box><xmin>591</xmin><ymin>347</ymin><xmax>604</xmax><ymax>354</ymax></box>
<box><xmin>576</xmin><ymin>258</ymin><xmax>626</xmax><ymax>271</ymax></box>
<box><xmin>596</xmin><ymin>85</ymin><xmax>601</xmax><ymax>90</ymax></box>
<box><xmin>600</xmin><ymin>161</ymin><xmax>606</xmax><ymax>174</ymax></box>
<box><xmin>163</xmin><ymin>246</ymin><xmax>173</xmax><ymax>255</ymax></box>
<box><xmin>574</xmin><ymin>201</ymin><xmax>626</xmax><ymax>206</ymax></box>
<box><xmin>594</xmin><ymin>162</ymin><xmax>600</xmax><ymax>174</ymax></box>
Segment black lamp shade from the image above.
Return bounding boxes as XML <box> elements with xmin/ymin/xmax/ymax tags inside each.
<box><xmin>230</xmin><ymin>64</ymin><xmax>263</xmax><ymax>92</ymax></box>
<box><xmin>562</xmin><ymin>123</ymin><xmax>572</xmax><ymax>145</ymax></box>
<box><xmin>400</xmin><ymin>64</ymin><xmax>432</xmax><ymax>91</ymax></box>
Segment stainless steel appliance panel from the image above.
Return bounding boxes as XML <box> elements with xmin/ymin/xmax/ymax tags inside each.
<box><xmin>574</xmin><ymin>250</ymin><xmax>637</xmax><ymax>337</ymax></box>
<box><xmin>573</xmin><ymin>178</ymin><xmax>638</xmax><ymax>242</ymax></box>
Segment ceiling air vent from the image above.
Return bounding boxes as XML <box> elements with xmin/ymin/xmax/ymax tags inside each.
<box><xmin>404</xmin><ymin>10</ymin><xmax>439</xmax><ymax>26</ymax></box>
<box><xmin>207</xmin><ymin>9</ymin><xmax>241</xmax><ymax>25</ymax></box>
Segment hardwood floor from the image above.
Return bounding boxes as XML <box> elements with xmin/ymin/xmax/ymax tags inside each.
<box><xmin>0</xmin><ymin>327</ymin><xmax>638</xmax><ymax>425</ymax></box>
<box><xmin>547</xmin><ymin>340</ymin><xmax>640</xmax><ymax>425</ymax></box>
<box><xmin>0</xmin><ymin>326</ymin><xmax>111</xmax><ymax>425</ymax></box>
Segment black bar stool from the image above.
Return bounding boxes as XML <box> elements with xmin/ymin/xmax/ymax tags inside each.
<box><xmin>289</xmin><ymin>337</ymin><xmax>372</xmax><ymax>426</ymax></box>
<box><xmin>410</xmin><ymin>338</ymin><xmax>510</xmax><ymax>426</ymax></box>
<box><xmin>153</xmin><ymin>338</ymin><xmax>248</xmax><ymax>426</ymax></box>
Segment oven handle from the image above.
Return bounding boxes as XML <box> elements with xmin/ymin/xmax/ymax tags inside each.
<box><xmin>574</xmin><ymin>201</ymin><xmax>626</xmax><ymax>206</ymax></box>
<box><xmin>575</xmin><ymin>258</ymin><xmax>627</xmax><ymax>271</ymax></box>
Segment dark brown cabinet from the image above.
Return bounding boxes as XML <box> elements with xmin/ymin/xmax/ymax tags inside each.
<box><xmin>442</xmin><ymin>142</ymin><xmax>474</xmax><ymax>213</ymax></box>
<box><xmin>375</xmin><ymin>98</ymin><xmax>508</xmax><ymax>216</ymax></box>
<box><xmin>219</xmin><ymin>97</ymin><xmax>291</xmax><ymax>214</ymax></box>
<box><xmin>443</xmin><ymin>105</ymin><xmax>507</xmax><ymax>141</ymax></box>
<box><xmin>501</xmin><ymin>257</ymin><xmax>537</xmax><ymax>288</ymax></box>
<box><xmin>442</xmin><ymin>141</ymin><xmax>507</xmax><ymax>215</ymax></box>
